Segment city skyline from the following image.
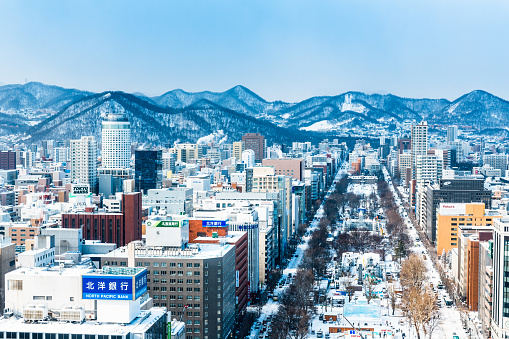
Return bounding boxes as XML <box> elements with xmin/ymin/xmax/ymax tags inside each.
<box><xmin>0</xmin><ymin>1</ymin><xmax>508</xmax><ymax>102</ymax></box>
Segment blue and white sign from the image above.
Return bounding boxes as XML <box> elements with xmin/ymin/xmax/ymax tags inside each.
<box><xmin>238</xmin><ymin>223</ymin><xmax>259</xmax><ymax>230</ymax></box>
<box><xmin>202</xmin><ymin>220</ymin><xmax>228</xmax><ymax>227</ymax></box>
<box><xmin>82</xmin><ymin>268</ymin><xmax>148</xmax><ymax>301</ymax></box>
<box><xmin>82</xmin><ymin>275</ymin><xmax>133</xmax><ymax>300</ymax></box>
<box><xmin>134</xmin><ymin>269</ymin><xmax>148</xmax><ymax>299</ymax></box>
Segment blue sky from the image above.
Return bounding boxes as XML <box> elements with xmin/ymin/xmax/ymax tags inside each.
<box><xmin>0</xmin><ymin>0</ymin><xmax>508</xmax><ymax>102</ymax></box>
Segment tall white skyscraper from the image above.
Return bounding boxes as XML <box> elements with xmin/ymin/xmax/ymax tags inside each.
<box><xmin>101</xmin><ymin>113</ymin><xmax>131</xmax><ymax>169</ymax></box>
<box><xmin>70</xmin><ymin>136</ymin><xmax>97</xmax><ymax>192</ymax></box>
<box><xmin>411</xmin><ymin>122</ymin><xmax>428</xmax><ymax>179</ymax></box>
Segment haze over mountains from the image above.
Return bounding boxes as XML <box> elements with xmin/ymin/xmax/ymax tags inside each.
<box><xmin>1</xmin><ymin>82</ymin><xmax>508</xmax><ymax>144</ymax></box>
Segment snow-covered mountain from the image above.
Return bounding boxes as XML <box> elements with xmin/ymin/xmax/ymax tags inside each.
<box><xmin>27</xmin><ymin>91</ymin><xmax>304</xmax><ymax>144</ymax></box>
<box><xmin>0</xmin><ymin>82</ymin><xmax>508</xmax><ymax>143</ymax></box>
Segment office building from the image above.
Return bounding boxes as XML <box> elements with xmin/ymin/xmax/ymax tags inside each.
<box><xmin>242</xmin><ymin>150</ymin><xmax>256</xmax><ymax>168</ymax></box>
<box><xmin>170</xmin><ymin>143</ymin><xmax>203</xmax><ymax>163</ymax></box>
<box><xmin>397</xmin><ymin>138</ymin><xmax>411</xmax><ymax>154</ymax></box>
<box><xmin>436</xmin><ymin>203</ymin><xmax>499</xmax><ymax>255</ymax></box>
<box><xmin>135</xmin><ymin>149</ymin><xmax>163</xmax><ymax>193</ymax></box>
<box><xmin>62</xmin><ymin>192</ymin><xmax>142</xmax><ymax>247</ymax></box>
<box><xmin>479</xmin><ymin>240</ymin><xmax>493</xmax><ymax>338</ymax></box>
<box><xmin>102</xmin><ymin>112</ymin><xmax>131</xmax><ymax>169</ymax></box>
<box><xmin>0</xmin><ymin>236</ymin><xmax>15</xmax><ymax>315</ymax></box>
<box><xmin>422</xmin><ymin>178</ymin><xmax>492</xmax><ymax>242</ymax></box>
<box><xmin>102</xmin><ymin>242</ymin><xmax>236</xmax><ymax>339</ymax></box>
<box><xmin>262</xmin><ymin>158</ymin><xmax>305</xmax><ymax>181</ymax></box>
<box><xmin>411</xmin><ymin>122</ymin><xmax>428</xmax><ymax>179</ymax></box>
<box><xmin>0</xmin><ymin>151</ymin><xmax>16</xmax><ymax>170</ymax></box>
<box><xmin>447</xmin><ymin>125</ymin><xmax>458</xmax><ymax>143</ymax></box>
<box><xmin>188</xmin><ymin>223</ymin><xmax>249</xmax><ymax>317</ymax></box>
<box><xmin>490</xmin><ymin>217</ymin><xmax>509</xmax><ymax>338</ymax></box>
<box><xmin>142</xmin><ymin>187</ymin><xmax>193</xmax><ymax>215</ymax></box>
<box><xmin>483</xmin><ymin>154</ymin><xmax>507</xmax><ymax>176</ymax></box>
<box><xmin>70</xmin><ymin>136</ymin><xmax>98</xmax><ymax>193</ymax></box>
<box><xmin>1</xmin><ymin>265</ymin><xmax>170</xmax><ymax>339</ymax></box>
<box><xmin>242</xmin><ymin>133</ymin><xmax>265</xmax><ymax>163</ymax></box>
<box><xmin>233</xmin><ymin>141</ymin><xmax>244</xmax><ymax>162</ymax></box>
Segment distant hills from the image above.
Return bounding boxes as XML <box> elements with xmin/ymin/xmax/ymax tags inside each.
<box><xmin>1</xmin><ymin>82</ymin><xmax>508</xmax><ymax>144</ymax></box>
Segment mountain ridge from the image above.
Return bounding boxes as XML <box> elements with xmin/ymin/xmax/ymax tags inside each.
<box><xmin>0</xmin><ymin>82</ymin><xmax>508</xmax><ymax>144</ymax></box>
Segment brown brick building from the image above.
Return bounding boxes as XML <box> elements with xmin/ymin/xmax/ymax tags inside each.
<box><xmin>61</xmin><ymin>192</ymin><xmax>142</xmax><ymax>247</ymax></box>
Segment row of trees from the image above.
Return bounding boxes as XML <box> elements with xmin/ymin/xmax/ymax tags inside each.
<box><xmin>399</xmin><ymin>254</ymin><xmax>440</xmax><ymax>339</ymax></box>
<box><xmin>270</xmin><ymin>269</ymin><xmax>316</xmax><ymax>339</ymax></box>
<box><xmin>301</xmin><ymin>219</ymin><xmax>332</xmax><ymax>278</ymax></box>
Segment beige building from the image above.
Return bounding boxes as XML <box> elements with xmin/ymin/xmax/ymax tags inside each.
<box><xmin>233</xmin><ymin>141</ymin><xmax>244</xmax><ymax>162</ymax></box>
<box><xmin>170</xmin><ymin>143</ymin><xmax>203</xmax><ymax>163</ymax></box>
<box><xmin>262</xmin><ymin>158</ymin><xmax>305</xmax><ymax>181</ymax></box>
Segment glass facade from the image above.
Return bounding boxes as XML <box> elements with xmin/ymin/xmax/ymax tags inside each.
<box><xmin>135</xmin><ymin>150</ymin><xmax>162</xmax><ymax>194</ymax></box>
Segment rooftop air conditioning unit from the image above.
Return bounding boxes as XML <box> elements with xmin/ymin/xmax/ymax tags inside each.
<box><xmin>60</xmin><ymin>306</ymin><xmax>85</xmax><ymax>322</ymax></box>
<box><xmin>23</xmin><ymin>305</ymin><xmax>48</xmax><ymax>321</ymax></box>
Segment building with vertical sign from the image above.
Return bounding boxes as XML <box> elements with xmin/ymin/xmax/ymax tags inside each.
<box><xmin>102</xmin><ymin>242</ymin><xmax>236</xmax><ymax>339</ymax></box>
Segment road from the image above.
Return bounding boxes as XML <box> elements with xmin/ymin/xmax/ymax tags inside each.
<box><xmin>382</xmin><ymin>167</ymin><xmax>468</xmax><ymax>339</ymax></box>
<box><xmin>248</xmin><ymin>164</ymin><xmax>347</xmax><ymax>339</ymax></box>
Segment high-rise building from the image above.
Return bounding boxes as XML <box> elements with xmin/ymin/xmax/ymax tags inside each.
<box><xmin>411</xmin><ymin>122</ymin><xmax>428</xmax><ymax>179</ymax></box>
<box><xmin>135</xmin><ymin>149</ymin><xmax>163</xmax><ymax>193</ymax></box>
<box><xmin>397</xmin><ymin>138</ymin><xmax>411</xmax><ymax>154</ymax></box>
<box><xmin>102</xmin><ymin>242</ymin><xmax>236</xmax><ymax>339</ymax></box>
<box><xmin>415</xmin><ymin>154</ymin><xmax>441</xmax><ymax>187</ymax></box>
<box><xmin>170</xmin><ymin>143</ymin><xmax>203</xmax><ymax>163</ymax></box>
<box><xmin>102</xmin><ymin>112</ymin><xmax>131</xmax><ymax>169</ymax></box>
<box><xmin>241</xmin><ymin>149</ymin><xmax>255</xmax><ymax>168</ymax></box>
<box><xmin>0</xmin><ymin>236</ymin><xmax>15</xmax><ymax>315</ymax></box>
<box><xmin>242</xmin><ymin>133</ymin><xmax>265</xmax><ymax>163</ymax></box>
<box><xmin>483</xmin><ymin>154</ymin><xmax>507</xmax><ymax>176</ymax></box>
<box><xmin>421</xmin><ymin>178</ymin><xmax>492</xmax><ymax>243</ymax></box>
<box><xmin>490</xmin><ymin>217</ymin><xmax>509</xmax><ymax>339</ymax></box>
<box><xmin>233</xmin><ymin>141</ymin><xmax>244</xmax><ymax>162</ymax></box>
<box><xmin>435</xmin><ymin>203</ymin><xmax>499</xmax><ymax>255</ymax></box>
<box><xmin>447</xmin><ymin>125</ymin><xmax>458</xmax><ymax>143</ymax></box>
<box><xmin>262</xmin><ymin>158</ymin><xmax>305</xmax><ymax>181</ymax></box>
<box><xmin>70</xmin><ymin>136</ymin><xmax>98</xmax><ymax>193</ymax></box>
<box><xmin>0</xmin><ymin>151</ymin><xmax>16</xmax><ymax>170</ymax></box>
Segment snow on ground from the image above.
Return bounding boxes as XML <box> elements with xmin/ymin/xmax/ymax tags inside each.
<box><xmin>348</xmin><ymin>183</ymin><xmax>375</xmax><ymax>197</ymax></box>
<box><xmin>382</xmin><ymin>167</ymin><xmax>468</xmax><ymax>339</ymax></box>
<box><xmin>248</xmin><ymin>167</ymin><xmax>346</xmax><ymax>339</ymax></box>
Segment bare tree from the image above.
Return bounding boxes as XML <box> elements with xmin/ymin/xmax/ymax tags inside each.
<box><xmin>343</xmin><ymin>275</ymin><xmax>356</xmax><ymax>302</ymax></box>
<box><xmin>364</xmin><ymin>276</ymin><xmax>377</xmax><ymax>304</ymax></box>
<box><xmin>400</xmin><ymin>253</ymin><xmax>427</xmax><ymax>290</ymax></box>
<box><xmin>400</xmin><ymin>283</ymin><xmax>439</xmax><ymax>339</ymax></box>
<box><xmin>387</xmin><ymin>284</ymin><xmax>398</xmax><ymax>315</ymax></box>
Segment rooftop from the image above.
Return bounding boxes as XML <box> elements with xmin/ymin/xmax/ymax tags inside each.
<box><xmin>0</xmin><ymin>308</ymin><xmax>166</xmax><ymax>334</ymax></box>
<box><xmin>102</xmin><ymin>242</ymin><xmax>234</xmax><ymax>260</ymax></box>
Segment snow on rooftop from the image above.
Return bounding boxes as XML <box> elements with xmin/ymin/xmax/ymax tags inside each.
<box><xmin>0</xmin><ymin>308</ymin><xmax>166</xmax><ymax>334</ymax></box>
